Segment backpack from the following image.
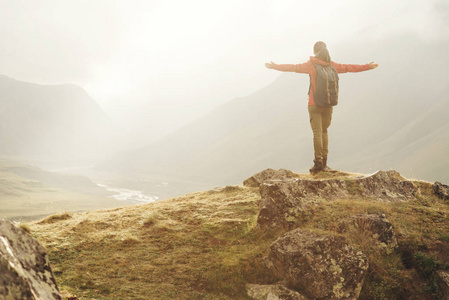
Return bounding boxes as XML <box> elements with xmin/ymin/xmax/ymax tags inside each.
<box><xmin>309</xmin><ymin>63</ymin><xmax>339</xmax><ymax>106</ymax></box>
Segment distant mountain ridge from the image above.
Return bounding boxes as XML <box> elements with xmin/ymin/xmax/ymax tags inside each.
<box><xmin>103</xmin><ymin>34</ymin><xmax>449</xmax><ymax>188</ymax></box>
<box><xmin>0</xmin><ymin>75</ymin><xmax>114</xmax><ymax>163</ymax></box>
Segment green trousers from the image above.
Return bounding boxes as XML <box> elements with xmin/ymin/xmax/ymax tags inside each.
<box><xmin>308</xmin><ymin>105</ymin><xmax>333</xmax><ymax>163</ymax></box>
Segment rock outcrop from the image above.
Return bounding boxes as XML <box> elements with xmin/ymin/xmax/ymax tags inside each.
<box><xmin>246</xmin><ymin>283</ymin><xmax>309</xmax><ymax>300</ymax></box>
<box><xmin>433</xmin><ymin>181</ymin><xmax>449</xmax><ymax>200</ymax></box>
<box><xmin>437</xmin><ymin>270</ymin><xmax>449</xmax><ymax>300</ymax></box>
<box><xmin>268</xmin><ymin>229</ymin><xmax>369</xmax><ymax>299</ymax></box>
<box><xmin>255</xmin><ymin>169</ymin><xmax>418</xmax><ymax>230</ymax></box>
<box><xmin>0</xmin><ymin>220</ymin><xmax>62</xmax><ymax>300</ymax></box>
<box><xmin>338</xmin><ymin>214</ymin><xmax>398</xmax><ymax>254</ymax></box>
<box><xmin>244</xmin><ymin>169</ymin><xmax>301</xmax><ymax>188</ymax></box>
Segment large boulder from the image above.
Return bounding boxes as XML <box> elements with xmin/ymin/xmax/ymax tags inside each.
<box><xmin>269</xmin><ymin>229</ymin><xmax>368</xmax><ymax>300</ymax></box>
<box><xmin>257</xmin><ymin>170</ymin><xmax>418</xmax><ymax>230</ymax></box>
<box><xmin>0</xmin><ymin>220</ymin><xmax>62</xmax><ymax>300</ymax></box>
<box><xmin>433</xmin><ymin>181</ymin><xmax>449</xmax><ymax>200</ymax></box>
<box><xmin>338</xmin><ymin>214</ymin><xmax>398</xmax><ymax>254</ymax></box>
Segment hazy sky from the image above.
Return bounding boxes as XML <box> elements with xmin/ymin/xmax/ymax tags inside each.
<box><xmin>1</xmin><ymin>0</ymin><xmax>448</xmax><ymax>137</ymax></box>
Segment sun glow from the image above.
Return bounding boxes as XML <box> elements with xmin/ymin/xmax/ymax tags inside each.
<box><xmin>76</xmin><ymin>0</ymin><xmax>446</xmax><ymax>122</ymax></box>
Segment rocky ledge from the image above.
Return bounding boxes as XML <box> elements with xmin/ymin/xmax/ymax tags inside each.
<box><xmin>244</xmin><ymin>169</ymin><xmax>449</xmax><ymax>299</ymax></box>
<box><xmin>245</xmin><ymin>169</ymin><xmax>418</xmax><ymax>231</ymax></box>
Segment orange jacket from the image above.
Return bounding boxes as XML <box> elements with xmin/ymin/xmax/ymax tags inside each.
<box><xmin>273</xmin><ymin>56</ymin><xmax>370</xmax><ymax>105</ymax></box>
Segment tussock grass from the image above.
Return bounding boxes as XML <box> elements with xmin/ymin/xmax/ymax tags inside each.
<box><xmin>38</xmin><ymin>212</ymin><xmax>73</xmax><ymax>224</ymax></box>
<box><xmin>18</xmin><ymin>223</ymin><xmax>32</xmax><ymax>233</ymax></box>
<box><xmin>29</xmin><ymin>176</ymin><xmax>449</xmax><ymax>299</ymax></box>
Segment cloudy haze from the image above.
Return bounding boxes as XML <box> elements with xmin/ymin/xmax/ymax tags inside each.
<box><xmin>1</xmin><ymin>0</ymin><xmax>448</xmax><ymax>139</ymax></box>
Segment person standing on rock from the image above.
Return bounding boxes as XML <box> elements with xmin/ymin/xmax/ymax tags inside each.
<box><xmin>265</xmin><ymin>41</ymin><xmax>378</xmax><ymax>173</ymax></box>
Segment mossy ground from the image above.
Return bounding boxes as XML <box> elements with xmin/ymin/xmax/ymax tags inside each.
<box><xmin>29</xmin><ymin>172</ymin><xmax>449</xmax><ymax>299</ymax></box>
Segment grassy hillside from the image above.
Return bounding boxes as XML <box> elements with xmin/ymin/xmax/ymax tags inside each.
<box><xmin>28</xmin><ymin>171</ymin><xmax>449</xmax><ymax>299</ymax></box>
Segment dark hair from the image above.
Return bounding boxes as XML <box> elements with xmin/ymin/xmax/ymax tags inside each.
<box><xmin>313</xmin><ymin>41</ymin><xmax>331</xmax><ymax>63</ymax></box>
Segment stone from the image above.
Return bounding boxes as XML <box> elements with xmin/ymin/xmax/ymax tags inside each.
<box><xmin>0</xmin><ymin>220</ymin><xmax>62</xmax><ymax>300</ymax></box>
<box><xmin>433</xmin><ymin>182</ymin><xmax>449</xmax><ymax>200</ymax></box>
<box><xmin>269</xmin><ymin>229</ymin><xmax>368</xmax><ymax>300</ymax></box>
<box><xmin>338</xmin><ymin>214</ymin><xmax>398</xmax><ymax>254</ymax></box>
<box><xmin>222</xmin><ymin>185</ymin><xmax>242</xmax><ymax>193</ymax></box>
<box><xmin>436</xmin><ymin>270</ymin><xmax>449</xmax><ymax>300</ymax></box>
<box><xmin>243</xmin><ymin>169</ymin><xmax>300</xmax><ymax>188</ymax></box>
<box><xmin>246</xmin><ymin>284</ymin><xmax>310</xmax><ymax>300</ymax></box>
<box><xmin>257</xmin><ymin>170</ymin><xmax>418</xmax><ymax>230</ymax></box>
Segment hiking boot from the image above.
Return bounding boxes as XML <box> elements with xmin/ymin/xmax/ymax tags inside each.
<box><xmin>309</xmin><ymin>160</ymin><xmax>324</xmax><ymax>174</ymax></box>
<box><xmin>322</xmin><ymin>156</ymin><xmax>333</xmax><ymax>172</ymax></box>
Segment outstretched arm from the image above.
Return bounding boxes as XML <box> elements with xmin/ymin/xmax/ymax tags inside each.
<box><xmin>332</xmin><ymin>61</ymin><xmax>379</xmax><ymax>73</ymax></box>
<box><xmin>265</xmin><ymin>61</ymin><xmax>311</xmax><ymax>73</ymax></box>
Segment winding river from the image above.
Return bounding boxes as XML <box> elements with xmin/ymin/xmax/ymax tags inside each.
<box><xmin>97</xmin><ymin>184</ymin><xmax>158</xmax><ymax>204</ymax></box>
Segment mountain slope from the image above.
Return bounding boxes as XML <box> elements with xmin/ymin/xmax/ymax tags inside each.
<box><xmin>0</xmin><ymin>75</ymin><xmax>114</xmax><ymax>163</ymax></box>
<box><xmin>335</xmin><ymin>85</ymin><xmax>449</xmax><ymax>182</ymax></box>
<box><xmin>102</xmin><ymin>73</ymin><xmax>309</xmax><ymax>182</ymax></box>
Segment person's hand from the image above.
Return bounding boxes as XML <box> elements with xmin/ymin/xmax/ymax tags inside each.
<box><xmin>265</xmin><ymin>61</ymin><xmax>276</xmax><ymax>69</ymax></box>
<box><xmin>368</xmin><ymin>62</ymin><xmax>378</xmax><ymax>70</ymax></box>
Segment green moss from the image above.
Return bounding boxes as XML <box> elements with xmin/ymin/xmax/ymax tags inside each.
<box><xmin>413</xmin><ymin>252</ymin><xmax>442</xmax><ymax>277</ymax></box>
<box><xmin>439</xmin><ymin>232</ymin><xmax>449</xmax><ymax>242</ymax></box>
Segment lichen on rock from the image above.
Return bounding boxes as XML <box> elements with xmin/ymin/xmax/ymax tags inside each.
<box><xmin>246</xmin><ymin>283</ymin><xmax>310</xmax><ymax>300</ymax></box>
<box><xmin>254</xmin><ymin>169</ymin><xmax>418</xmax><ymax>230</ymax></box>
<box><xmin>268</xmin><ymin>229</ymin><xmax>368</xmax><ymax>300</ymax></box>
<box><xmin>0</xmin><ymin>220</ymin><xmax>62</xmax><ymax>300</ymax></box>
<box><xmin>338</xmin><ymin>214</ymin><xmax>398</xmax><ymax>254</ymax></box>
<box><xmin>433</xmin><ymin>181</ymin><xmax>449</xmax><ymax>200</ymax></box>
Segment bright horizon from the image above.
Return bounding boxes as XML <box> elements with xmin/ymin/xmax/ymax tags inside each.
<box><xmin>1</xmin><ymin>0</ymin><xmax>448</xmax><ymax>137</ymax></box>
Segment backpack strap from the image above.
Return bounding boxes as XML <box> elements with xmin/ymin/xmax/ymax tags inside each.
<box><xmin>308</xmin><ymin>75</ymin><xmax>312</xmax><ymax>96</ymax></box>
<box><xmin>308</xmin><ymin>63</ymin><xmax>318</xmax><ymax>96</ymax></box>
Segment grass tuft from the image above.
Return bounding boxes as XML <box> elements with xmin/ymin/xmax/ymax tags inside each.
<box><xmin>38</xmin><ymin>212</ymin><xmax>72</xmax><ymax>224</ymax></box>
<box><xmin>142</xmin><ymin>212</ymin><xmax>160</xmax><ymax>228</ymax></box>
<box><xmin>18</xmin><ymin>223</ymin><xmax>32</xmax><ymax>234</ymax></box>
